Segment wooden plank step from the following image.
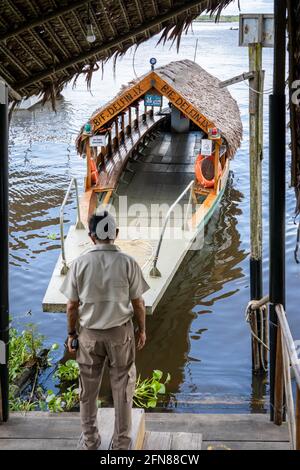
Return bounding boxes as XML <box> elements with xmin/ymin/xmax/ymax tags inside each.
<box><xmin>143</xmin><ymin>431</ymin><xmax>172</xmax><ymax>450</ymax></box>
<box><xmin>171</xmin><ymin>432</ymin><xmax>202</xmax><ymax>450</ymax></box>
<box><xmin>143</xmin><ymin>431</ymin><xmax>202</xmax><ymax>450</ymax></box>
<box><xmin>0</xmin><ymin>408</ymin><xmax>145</xmax><ymax>450</ymax></box>
<box><xmin>145</xmin><ymin>413</ymin><xmax>289</xmax><ymax>442</ymax></box>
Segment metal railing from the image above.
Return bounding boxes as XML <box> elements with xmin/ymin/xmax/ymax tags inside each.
<box><xmin>246</xmin><ymin>298</ymin><xmax>300</xmax><ymax>449</ymax></box>
<box><xmin>274</xmin><ymin>304</ymin><xmax>300</xmax><ymax>450</ymax></box>
<box><xmin>60</xmin><ymin>177</ymin><xmax>85</xmax><ymax>275</ymax></box>
<box><xmin>149</xmin><ymin>180</ymin><xmax>195</xmax><ymax>278</ymax></box>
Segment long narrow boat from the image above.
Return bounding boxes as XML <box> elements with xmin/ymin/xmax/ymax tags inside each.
<box><xmin>43</xmin><ymin>59</ymin><xmax>242</xmax><ymax>314</ymax></box>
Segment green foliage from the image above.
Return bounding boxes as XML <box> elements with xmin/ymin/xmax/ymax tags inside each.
<box><xmin>42</xmin><ymin>386</ymin><xmax>79</xmax><ymax>412</ymax></box>
<box><xmin>195</xmin><ymin>14</ymin><xmax>239</xmax><ymax>22</ymax></box>
<box><xmin>47</xmin><ymin>233</ymin><xmax>57</xmax><ymax>240</ymax></box>
<box><xmin>8</xmin><ymin>321</ymin><xmax>170</xmax><ymax>413</ymax></box>
<box><xmin>45</xmin><ymin>390</ymin><xmax>64</xmax><ymax>412</ymax></box>
<box><xmin>133</xmin><ymin>370</ymin><xmax>171</xmax><ymax>409</ymax></box>
<box><xmin>54</xmin><ymin>360</ymin><xmax>80</xmax><ymax>381</ymax></box>
<box><xmin>8</xmin><ymin>321</ymin><xmax>59</xmax><ymax>412</ymax></box>
<box><xmin>9</xmin><ymin>323</ymin><xmax>44</xmax><ymax>382</ymax></box>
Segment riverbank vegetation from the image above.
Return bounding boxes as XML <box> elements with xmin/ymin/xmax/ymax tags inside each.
<box><xmin>9</xmin><ymin>322</ymin><xmax>170</xmax><ymax>412</ymax></box>
<box><xmin>195</xmin><ymin>14</ymin><xmax>239</xmax><ymax>22</ymax></box>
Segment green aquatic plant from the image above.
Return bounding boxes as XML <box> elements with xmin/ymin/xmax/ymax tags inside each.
<box><xmin>133</xmin><ymin>369</ymin><xmax>171</xmax><ymax>409</ymax></box>
<box><xmin>40</xmin><ymin>386</ymin><xmax>79</xmax><ymax>412</ymax></box>
<box><xmin>44</xmin><ymin>390</ymin><xmax>64</xmax><ymax>413</ymax></box>
<box><xmin>8</xmin><ymin>321</ymin><xmax>59</xmax><ymax>411</ymax></box>
<box><xmin>47</xmin><ymin>233</ymin><xmax>57</xmax><ymax>240</ymax></box>
<box><xmin>9</xmin><ymin>323</ymin><xmax>45</xmax><ymax>382</ymax></box>
<box><xmin>54</xmin><ymin>359</ymin><xmax>80</xmax><ymax>381</ymax></box>
<box><xmin>9</xmin><ymin>396</ymin><xmax>37</xmax><ymax>412</ymax></box>
<box><xmin>61</xmin><ymin>385</ymin><xmax>80</xmax><ymax>411</ymax></box>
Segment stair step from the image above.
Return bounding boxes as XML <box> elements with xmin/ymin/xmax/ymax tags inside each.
<box><xmin>97</xmin><ymin>408</ymin><xmax>145</xmax><ymax>450</ymax></box>
<box><xmin>143</xmin><ymin>431</ymin><xmax>202</xmax><ymax>450</ymax></box>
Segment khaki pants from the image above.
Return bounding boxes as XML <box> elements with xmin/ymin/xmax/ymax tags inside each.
<box><xmin>76</xmin><ymin>320</ymin><xmax>136</xmax><ymax>450</ymax></box>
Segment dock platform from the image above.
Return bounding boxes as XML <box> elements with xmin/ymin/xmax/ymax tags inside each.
<box><xmin>0</xmin><ymin>410</ymin><xmax>289</xmax><ymax>450</ymax></box>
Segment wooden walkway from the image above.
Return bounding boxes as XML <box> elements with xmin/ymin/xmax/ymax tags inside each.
<box><xmin>0</xmin><ymin>410</ymin><xmax>290</xmax><ymax>450</ymax></box>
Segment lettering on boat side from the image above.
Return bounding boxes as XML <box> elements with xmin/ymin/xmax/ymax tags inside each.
<box><xmin>158</xmin><ymin>83</ymin><xmax>213</xmax><ymax>132</ymax></box>
<box><xmin>92</xmin><ymin>83</ymin><xmax>145</xmax><ymax>130</ymax></box>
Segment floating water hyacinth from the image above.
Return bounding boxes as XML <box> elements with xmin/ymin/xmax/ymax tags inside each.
<box><xmin>47</xmin><ymin>233</ymin><xmax>57</xmax><ymax>240</ymax></box>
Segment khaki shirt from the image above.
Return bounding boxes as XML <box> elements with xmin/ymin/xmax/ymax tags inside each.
<box><xmin>60</xmin><ymin>244</ymin><xmax>150</xmax><ymax>330</ymax></box>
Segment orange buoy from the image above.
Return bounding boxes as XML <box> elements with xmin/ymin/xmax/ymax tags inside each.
<box><xmin>90</xmin><ymin>158</ymin><xmax>98</xmax><ymax>185</ymax></box>
<box><xmin>195</xmin><ymin>153</ymin><xmax>221</xmax><ymax>188</ymax></box>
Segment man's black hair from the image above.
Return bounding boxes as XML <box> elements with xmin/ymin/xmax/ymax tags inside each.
<box><xmin>88</xmin><ymin>211</ymin><xmax>111</xmax><ymax>240</ymax></box>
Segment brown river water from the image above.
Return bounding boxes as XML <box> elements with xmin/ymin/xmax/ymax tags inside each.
<box><xmin>9</xmin><ymin>23</ymin><xmax>300</xmax><ymax>412</ymax></box>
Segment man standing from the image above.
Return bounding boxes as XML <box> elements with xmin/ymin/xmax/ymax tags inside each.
<box><xmin>60</xmin><ymin>211</ymin><xmax>149</xmax><ymax>450</ymax></box>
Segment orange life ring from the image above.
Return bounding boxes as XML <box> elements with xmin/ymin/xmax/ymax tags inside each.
<box><xmin>195</xmin><ymin>153</ymin><xmax>222</xmax><ymax>188</ymax></box>
<box><xmin>90</xmin><ymin>158</ymin><xmax>98</xmax><ymax>185</ymax></box>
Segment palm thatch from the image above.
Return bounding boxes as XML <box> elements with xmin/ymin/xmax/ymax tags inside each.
<box><xmin>78</xmin><ymin>59</ymin><xmax>242</xmax><ymax>158</ymax></box>
<box><xmin>0</xmin><ymin>0</ymin><xmax>236</xmax><ymax>107</ymax></box>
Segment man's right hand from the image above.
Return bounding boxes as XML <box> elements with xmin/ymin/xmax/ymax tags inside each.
<box><xmin>136</xmin><ymin>330</ymin><xmax>146</xmax><ymax>350</ymax></box>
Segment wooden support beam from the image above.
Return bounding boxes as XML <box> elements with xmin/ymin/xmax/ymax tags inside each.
<box><xmin>214</xmin><ymin>142</ymin><xmax>220</xmax><ymax>194</ymax></box>
<box><xmin>0</xmin><ymin>0</ymin><xmax>92</xmax><ymax>42</ymax></box>
<box><xmin>13</xmin><ymin>0</ymin><xmax>205</xmax><ymax>91</ymax></box>
<box><xmin>152</xmin><ymin>0</ymin><xmax>159</xmax><ymax>16</ymax></box>
<box><xmin>219</xmin><ymin>71</ymin><xmax>256</xmax><ymax>88</ymax></box>
<box><xmin>89</xmin><ymin>5</ymin><xmax>105</xmax><ymax>42</ymax></box>
<box><xmin>115</xmin><ymin>119</ymin><xmax>119</xmax><ymax>147</ymax></box>
<box><xmin>85</xmin><ymin>139</ymin><xmax>92</xmax><ymax>191</ymax></box>
<box><xmin>3</xmin><ymin>0</ymin><xmax>59</xmax><ymax>71</ymax></box>
<box><xmin>48</xmin><ymin>0</ymin><xmax>81</xmax><ymax>54</ymax></box>
<box><xmin>119</xmin><ymin>0</ymin><xmax>131</xmax><ymax>30</ymax></box>
<box><xmin>248</xmin><ymin>43</ymin><xmax>265</xmax><ymax>374</ymax></box>
<box><xmin>99</xmin><ymin>0</ymin><xmax>118</xmax><ymax>37</ymax></box>
<box><xmin>0</xmin><ymin>45</ymin><xmax>30</xmax><ymax>78</ymax></box>
<box><xmin>274</xmin><ymin>326</ymin><xmax>284</xmax><ymax>425</ymax></box>
<box><xmin>134</xmin><ymin>0</ymin><xmax>145</xmax><ymax>23</ymax></box>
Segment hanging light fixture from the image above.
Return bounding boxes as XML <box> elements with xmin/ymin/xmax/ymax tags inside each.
<box><xmin>86</xmin><ymin>5</ymin><xmax>96</xmax><ymax>43</ymax></box>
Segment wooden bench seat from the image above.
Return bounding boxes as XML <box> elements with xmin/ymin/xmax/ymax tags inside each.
<box><xmin>92</xmin><ymin>114</ymin><xmax>165</xmax><ymax>193</ymax></box>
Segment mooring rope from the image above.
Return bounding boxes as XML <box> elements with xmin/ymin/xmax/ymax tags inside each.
<box><xmin>245</xmin><ymin>299</ymin><xmax>270</xmax><ymax>372</ymax></box>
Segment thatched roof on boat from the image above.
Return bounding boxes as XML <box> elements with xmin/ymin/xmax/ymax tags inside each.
<box><xmin>0</xmin><ymin>0</ymin><xmax>235</xmax><ymax>106</ymax></box>
<box><xmin>78</xmin><ymin>59</ymin><xmax>242</xmax><ymax>158</ymax></box>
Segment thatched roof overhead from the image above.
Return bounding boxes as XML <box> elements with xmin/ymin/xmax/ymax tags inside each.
<box><xmin>0</xmin><ymin>0</ymin><xmax>235</xmax><ymax>104</ymax></box>
<box><xmin>78</xmin><ymin>59</ymin><xmax>242</xmax><ymax>158</ymax></box>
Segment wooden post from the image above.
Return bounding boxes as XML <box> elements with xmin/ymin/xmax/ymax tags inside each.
<box><xmin>0</xmin><ymin>80</ymin><xmax>9</xmax><ymax>423</ymax></box>
<box><xmin>214</xmin><ymin>142</ymin><xmax>220</xmax><ymax>194</ymax></box>
<box><xmin>107</xmin><ymin>130</ymin><xmax>112</xmax><ymax>157</ymax></box>
<box><xmin>115</xmin><ymin>119</ymin><xmax>119</xmax><ymax>147</ymax></box>
<box><xmin>128</xmin><ymin>107</ymin><xmax>132</xmax><ymax>134</ymax></box>
<box><xmin>296</xmin><ymin>387</ymin><xmax>300</xmax><ymax>450</ymax></box>
<box><xmin>85</xmin><ymin>138</ymin><xmax>92</xmax><ymax>191</ymax></box>
<box><xmin>248</xmin><ymin>43</ymin><xmax>266</xmax><ymax>373</ymax></box>
<box><xmin>274</xmin><ymin>326</ymin><xmax>284</xmax><ymax>425</ymax></box>
<box><xmin>135</xmin><ymin>104</ymin><xmax>139</xmax><ymax>128</ymax></box>
<box><xmin>269</xmin><ymin>0</ymin><xmax>286</xmax><ymax>423</ymax></box>
<box><xmin>121</xmin><ymin>112</ymin><xmax>125</xmax><ymax>141</ymax></box>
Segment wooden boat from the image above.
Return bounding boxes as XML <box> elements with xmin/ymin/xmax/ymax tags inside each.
<box><xmin>43</xmin><ymin>60</ymin><xmax>242</xmax><ymax>314</ymax></box>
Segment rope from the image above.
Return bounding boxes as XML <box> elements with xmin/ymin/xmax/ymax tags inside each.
<box><xmin>245</xmin><ymin>299</ymin><xmax>270</xmax><ymax>372</ymax></box>
<box><xmin>242</xmin><ymin>79</ymin><xmax>273</xmax><ymax>95</ymax></box>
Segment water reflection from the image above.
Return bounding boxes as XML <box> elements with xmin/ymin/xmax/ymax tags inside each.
<box><xmin>135</xmin><ymin>176</ymin><xmax>249</xmax><ymax>410</ymax></box>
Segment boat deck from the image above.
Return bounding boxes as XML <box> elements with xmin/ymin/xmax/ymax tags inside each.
<box><xmin>43</xmin><ymin>131</ymin><xmax>223</xmax><ymax>314</ymax></box>
<box><xmin>0</xmin><ymin>410</ymin><xmax>290</xmax><ymax>450</ymax></box>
